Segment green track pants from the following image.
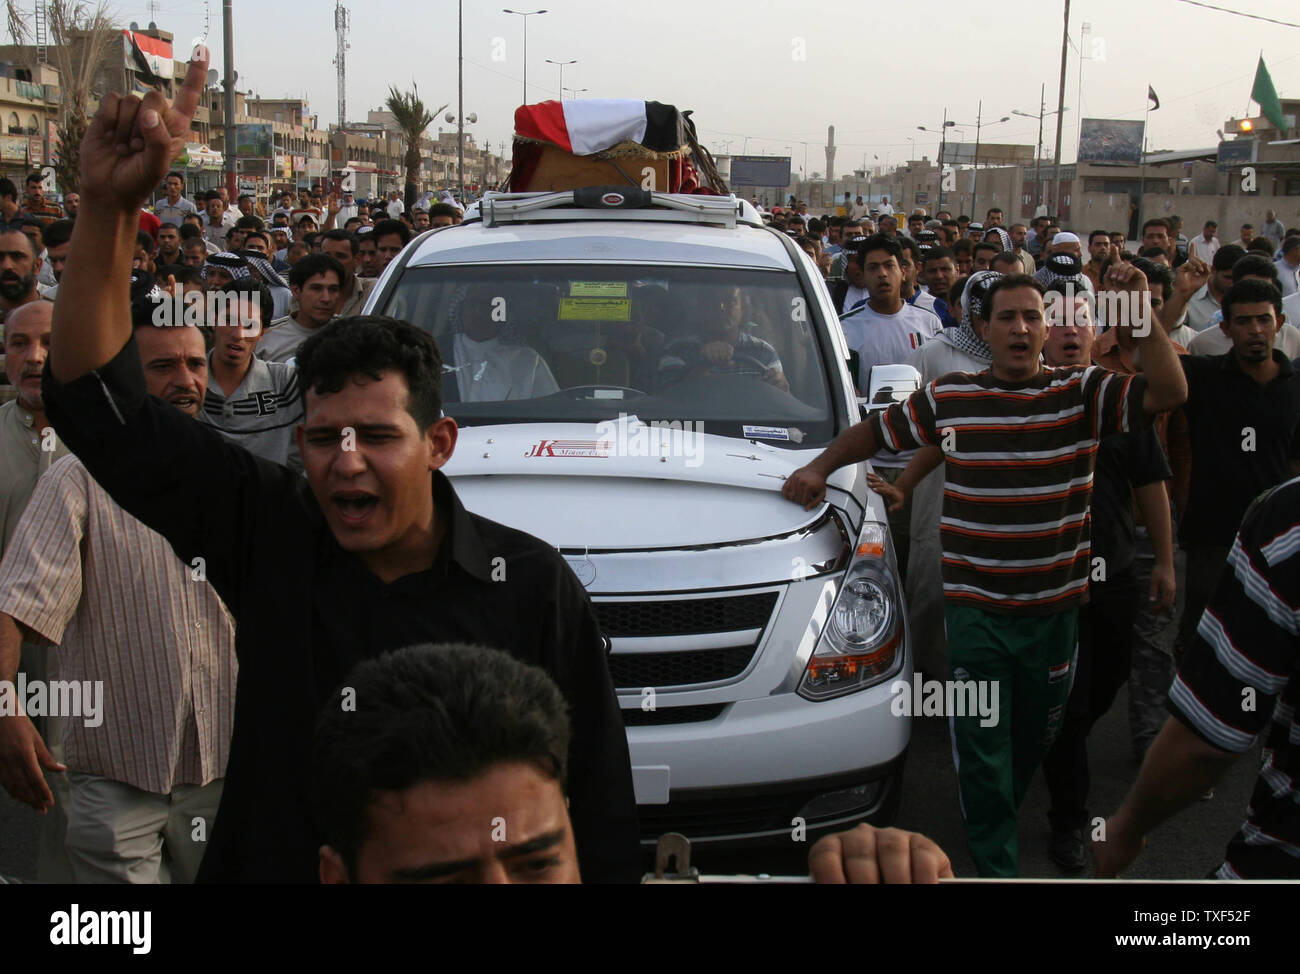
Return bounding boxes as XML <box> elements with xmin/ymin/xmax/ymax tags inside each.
<box><xmin>944</xmin><ymin>602</ymin><xmax>1078</xmax><ymax>878</ymax></box>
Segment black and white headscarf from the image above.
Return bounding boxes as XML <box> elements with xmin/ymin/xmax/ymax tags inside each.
<box><xmin>983</xmin><ymin>226</ymin><xmax>1013</xmax><ymax>253</ymax></box>
<box><xmin>201</xmin><ymin>252</ymin><xmax>250</xmax><ymax>283</ymax></box>
<box><xmin>242</xmin><ymin>254</ymin><xmax>289</xmax><ymax>290</ymax></box>
<box><xmin>936</xmin><ymin>270</ymin><xmax>997</xmax><ymax>362</ymax></box>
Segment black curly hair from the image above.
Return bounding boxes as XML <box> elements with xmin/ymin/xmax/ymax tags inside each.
<box><xmin>310</xmin><ymin>642</ymin><xmax>571</xmax><ymax>878</ymax></box>
<box><xmin>295</xmin><ymin>315</ymin><xmax>444</xmax><ymax>429</ymax></box>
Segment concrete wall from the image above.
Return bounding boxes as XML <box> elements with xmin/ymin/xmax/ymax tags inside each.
<box><xmin>1069</xmin><ymin>193</ymin><xmax>1139</xmax><ymax>237</ymax></box>
<box><xmin>1139</xmin><ymin>194</ymin><xmax>1300</xmax><ymax>241</ymax></box>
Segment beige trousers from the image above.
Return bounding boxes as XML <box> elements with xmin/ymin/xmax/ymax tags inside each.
<box><xmin>64</xmin><ymin>772</ymin><xmax>223</xmax><ymax>884</ymax></box>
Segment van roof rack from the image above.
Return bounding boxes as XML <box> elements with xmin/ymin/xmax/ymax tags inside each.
<box><xmin>473</xmin><ymin>187</ymin><xmax>760</xmax><ymax>229</ymax></box>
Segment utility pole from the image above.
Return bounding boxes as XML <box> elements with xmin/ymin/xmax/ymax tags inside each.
<box><xmin>547</xmin><ymin>58</ymin><xmax>576</xmax><ymax>98</ymax></box>
<box><xmin>972</xmin><ymin>100</ymin><xmax>982</xmax><ymax>216</ymax></box>
<box><xmin>503</xmin><ymin>10</ymin><xmax>547</xmax><ymax>107</ymax></box>
<box><xmin>1052</xmin><ymin>0</ymin><xmax>1070</xmax><ymax>216</ymax></box>
<box><xmin>1036</xmin><ymin>85</ymin><xmax>1045</xmax><ymax>214</ymax></box>
<box><xmin>334</xmin><ymin>1</ymin><xmax>349</xmax><ymax>129</ymax></box>
<box><xmin>939</xmin><ymin>107</ymin><xmax>949</xmax><ymax>173</ymax></box>
<box><xmin>457</xmin><ymin>0</ymin><xmax>464</xmax><ymax>201</ymax></box>
<box><xmin>1138</xmin><ymin>86</ymin><xmax>1151</xmax><ymax>232</ymax></box>
<box><xmin>223</xmin><ymin>0</ymin><xmax>236</xmax><ymax>200</ymax></box>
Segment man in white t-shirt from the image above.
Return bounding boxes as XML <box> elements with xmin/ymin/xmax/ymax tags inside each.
<box><xmin>839</xmin><ymin>234</ymin><xmax>941</xmax><ymax>393</ymax></box>
<box><xmin>1189</xmin><ymin>259</ymin><xmax>1300</xmax><ymax>358</ymax></box>
<box><xmin>838</xmin><ymin>233</ymin><xmax>940</xmax><ymax>579</ymax></box>
<box><xmin>896</xmin><ymin>236</ymin><xmax>943</xmax><ymax>325</ymax></box>
<box><xmin>1188</xmin><ymin>220</ymin><xmax>1220</xmax><ymax>263</ymax></box>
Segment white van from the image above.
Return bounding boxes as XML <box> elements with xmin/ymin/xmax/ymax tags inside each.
<box><xmin>365</xmin><ymin>188</ymin><xmax>912</xmax><ymax>847</ymax></box>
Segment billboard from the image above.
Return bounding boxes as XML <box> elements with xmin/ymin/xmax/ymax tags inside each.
<box><xmin>234</xmin><ymin>123</ymin><xmax>273</xmax><ymax>158</ymax></box>
<box><xmin>1217</xmin><ymin>138</ymin><xmax>1258</xmax><ymax>172</ymax></box>
<box><xmin>46</xmin><ymin>120</ymin><xmax>60</xmax><ymax>167</ymax></box>
<box><xmin>0</xmin><ymin>136</ymin><xmax>27</xmax><ymax>162</ymax></box>
<box><xmin>1077</xmin><ymin>119</ymin><xmax>1145</xmax><ymax>165</ymax></box>
<box><xmin>939</xmin><ymin>142</ymin><xmax>1036</xmax><ymax>167</ymax></box>
<box><xmin>728</xmin><ymin>155</ymin><xmax>792</xmax><ymax>187</ymax></box>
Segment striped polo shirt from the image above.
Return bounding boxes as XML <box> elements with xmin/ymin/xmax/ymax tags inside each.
<box><xmin>199</xmin><ymin>354</ymin><xmax>303</xmax><ymax>469</ymax></box>
<box><xmin>1169</xmin><ymin>477</ymin><xmax>1300</xmax><ymax>878</ymax></box>
<box><xmin>869</xmin><ymin>364</ymin><xmax>1148</xmax><ymax>614</ymax></box>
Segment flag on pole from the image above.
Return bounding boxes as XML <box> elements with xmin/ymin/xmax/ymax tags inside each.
<box><xmin>1148</xmin><ymin>86</ymin><xmax>1160</xmax><ymax>111</ymax></box>
<box><xmin>1252</xmin><ymin>57</ymin><xmax>1287</xmax><ymax>133</ymax></box>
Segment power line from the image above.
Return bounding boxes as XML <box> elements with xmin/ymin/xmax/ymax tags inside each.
<box><xmin>1173</xmin><ymin>0</ymin><xmax>1300</xmax><ymax>30</ymax></box>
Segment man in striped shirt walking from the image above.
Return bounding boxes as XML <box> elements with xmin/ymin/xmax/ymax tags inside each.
<box><xmin>784</xmin><ymin>271</ymin><xmax>1187</xmax><ymax>876</ymax></box>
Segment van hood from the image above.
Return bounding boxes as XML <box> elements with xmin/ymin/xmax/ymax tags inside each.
<box><xmin>443</xmin><ymin>421</ymin><xmax>845</xmax><ymax>549</ymax></box>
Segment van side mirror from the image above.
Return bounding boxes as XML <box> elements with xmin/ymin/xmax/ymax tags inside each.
<box><xmin>864</xmin><ymin>364</ymin><xmax>922</xmax><ymax>412</ymax></box>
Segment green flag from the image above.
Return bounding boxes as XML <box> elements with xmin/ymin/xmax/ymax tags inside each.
<box><xmin>1252</xmin><ymin>56</ymin><xmax>1287</xmax><ymax>133</ymax></box>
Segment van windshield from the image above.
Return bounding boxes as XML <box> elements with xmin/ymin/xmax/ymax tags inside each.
<box><xmin>377</xmin><ymin>264</ymin><xmax>837</xmax><ymax>445</ymax></box>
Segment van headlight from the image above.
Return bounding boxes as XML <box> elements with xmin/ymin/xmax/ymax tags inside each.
<box><xmin>799</xmin><ymin>521</ymin><xmax>904</xmax><ymax>701</ymax></box>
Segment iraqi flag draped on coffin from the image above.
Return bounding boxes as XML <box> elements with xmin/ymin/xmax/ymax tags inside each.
<box><xmin>508</xmin><ymin>99</ymin><xmax>727</xmax><ymax>195</ymax></box>
<box><xmin>515</xmin><ymin>100</ymin><xmax>689</xmax><ymax>155</ymax></box>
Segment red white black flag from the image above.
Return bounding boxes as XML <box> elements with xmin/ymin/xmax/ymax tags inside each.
<box><xmin>513</xmin><ymin>100</ymin><xmax>687</xmax><ymax>155</ymax></box>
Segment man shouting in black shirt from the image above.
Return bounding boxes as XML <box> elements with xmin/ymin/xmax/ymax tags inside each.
<box><xmin>38</xmin><ymin>46</ymin><xmax>639</xmax><ymax>883</ymax></box>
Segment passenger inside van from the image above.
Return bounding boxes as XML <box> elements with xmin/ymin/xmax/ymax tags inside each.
<box><xmin>444</xmin><ymin>283</ymin><xmax>559</xmax><ymax>402</ymax></box>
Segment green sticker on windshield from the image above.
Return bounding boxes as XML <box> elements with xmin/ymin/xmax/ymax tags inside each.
<box><xmin>558</xmin><ymin>297</ymin><xmax>631</xmax><ymax>321</ymax></box>
<box><xmin>570</xmin><ymin>281</ymin><xmax>628</xmax><ymax>298</ymax></box>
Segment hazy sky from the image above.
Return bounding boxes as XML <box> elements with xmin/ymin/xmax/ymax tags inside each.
<box><xmin>131</xmin><ymin>0</ymin><xmax>1300</xmax><ymax>174</ymax></box>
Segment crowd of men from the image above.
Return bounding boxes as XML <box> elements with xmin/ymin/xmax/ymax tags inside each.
<box><xmin>780</xmin><ymin>194</ymin><xmax>1299</xmax><ymax>879</ymax></box>
<box><xmin>0</xmin><ymin>55</ymin><xmax>956</xmax><ymax>886</ymax></box>
<box><xmin>0</xmin><ymin>49</ymin><xmax>1296</xmax><ymax>884</ymax></box>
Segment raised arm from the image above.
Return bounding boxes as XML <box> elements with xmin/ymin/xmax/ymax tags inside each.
<box><xmin>39</xmin><ymin>44</ymin><xmax>303</xmax><ymax>625</ymax></box>
<box><xmin>1157</xmin><ymin>257</ymin><xmax>1210</xmax><ymax>335</ymax></box>
<box><xmin>50</xmin><ymin>47</ymin><xmax>208</xmax><ymax>381</ymax></box>
<box><xmin>1107</xmin><ymin>262</ymin><xmax>1187</xmax><ymax>414</ymax></box>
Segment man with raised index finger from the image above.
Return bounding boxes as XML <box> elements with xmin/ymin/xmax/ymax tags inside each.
<box><xmin>38</xmin><ymin>46</ymin><xmax>639</xmax><ymax>884</ymax></box>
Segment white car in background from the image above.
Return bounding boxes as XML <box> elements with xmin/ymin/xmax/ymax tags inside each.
<box><xmin>365</xmin><ymin>188</ymin><xmax>912</xmax><ymax>848</ymax></box>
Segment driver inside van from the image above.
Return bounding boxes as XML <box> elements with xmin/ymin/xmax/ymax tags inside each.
<box><xmin>656</xmin><ymin>286</ymin><xmax>789</xmax><ymax>392</ymax></box>
<box><xmin>447</xmin><ymin>283</ymin><xmax>559</xmax><ymax>402</ymax></box>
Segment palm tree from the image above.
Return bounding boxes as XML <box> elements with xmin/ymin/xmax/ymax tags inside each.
<box><xmin>384</xmin><ymin>84</ymin><xmax>447</xmax><ymax>212</ymax></box>
<box><xmin>6</xmin><ymin>0</ymin><xmax>120</xmax><ymax>195</ymax></box>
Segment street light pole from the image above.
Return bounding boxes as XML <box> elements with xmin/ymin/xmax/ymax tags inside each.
<box><xmin>1013</xmin><ymin>87</ymin><xmax>1049</xmax><ymax>215</ymax></box>
<box><xmin>950</xmin><ymin>105</ymin><xmax>1009</xmax><ymax>218</ymax></box>
<box><xmin>1035</xmin><ymin>87</ymin><xmax>1045</xmax><ymax>213</ymax></box>
<box><xmin>457</xmin><ymin>0</ymin><xmax>464</xmax><ymax>200</ymax></box>
<box><xmin>546</xmin><ymin>58</ymin><xmax>576</xmax><ymax>99</ymax></box>
<box><xmin>502</xmin><ymin>9</ymin><xmax>547</xmax><ymax>107</ymax></box>
<box><xmin>1052</xmin><ymin>0</ymin><xmax>1071</xmax><ymax>215</ymax></box>
<box><xmin>222</xmin><ymin>0</ymin><xmax>236</xmax><ymax>200</ymax></box>
<box><xmin>940</xmin><ymin>107</ymin><xmax>949</xmax><ymax>171</ymax></box>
